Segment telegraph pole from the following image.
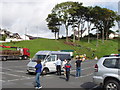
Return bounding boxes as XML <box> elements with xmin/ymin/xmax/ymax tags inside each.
<box><xmin>25</xmin><ymin>27</ymin><xmax>27</xmax><ymax>40</ymax></box>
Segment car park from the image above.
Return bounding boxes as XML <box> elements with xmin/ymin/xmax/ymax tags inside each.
<box><xmin>93</xmin><ymin>54</ymin><xmax>120</xmax><ymax>90</ymax></box>
<box><xmin>27</xmin><ymin>51</ymin><xmax>71</xmax><ymax>74</ymax></box>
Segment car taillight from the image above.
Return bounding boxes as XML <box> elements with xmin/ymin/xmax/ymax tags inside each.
<box><xmin>94</xmin><ymin>64</ymin><xmax>98</xmax><ymax>72</ymax></box>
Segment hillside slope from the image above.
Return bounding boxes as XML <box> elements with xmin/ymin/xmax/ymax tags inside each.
<box><xmin>1</xmin><ymin>38</ymin><xmax>118</xmax><ymax>59</ymax></box>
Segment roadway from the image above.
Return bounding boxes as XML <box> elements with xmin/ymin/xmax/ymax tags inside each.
<box><xmin>1</xmin><ymin>59</ymin><xmax>100</xmax><ymax>89</ymax></box>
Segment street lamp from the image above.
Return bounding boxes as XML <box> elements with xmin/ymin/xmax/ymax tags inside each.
<box><xmin>25</xmin><ymin>27</ymin><xmax>27</xmax><ymax>40</ymax></box>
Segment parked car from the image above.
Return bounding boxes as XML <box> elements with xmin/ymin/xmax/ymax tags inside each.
<box><xmin>93</xmin><ymin>54</ymin><xmax>120</xmax><ymax>90</ymax></box>
<box><xmin>27</xmin><ymin>51</ymin><xmax>71</xmax><ymax>75</ymax></box>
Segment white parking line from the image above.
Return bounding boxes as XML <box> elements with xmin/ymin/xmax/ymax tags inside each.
<box><xmin>71</xmin><ymin>66</ymin><xmax>93</xmax><ymax>72</ymax></box>
<box><xmin>3</xmin><ymin>60</ymin><xmax>29</xmax><ymax>62</ymax></box>
<box><xmin>4</xmin><ymin>77</ymin><xmax>35</xmax><ymax>82</ymax></box>
<box><xmin>1</xmin><ymin>67</ymin><xmax>26</xmax><ymax>73</ymax></box>
<box><xmin>3</xmin><ymin>65</ymin><xmax>27</xmax><ymax>68</ymax></box>
<box><xmin>2</xmin><ymin>72</ymin><xmax>94</xmax><ymax>83</ymax></box>
<box><xmin>80</xmin><ymin>73</ymin><xmax>93</xmax><ymax>78</ymax></box>
<box><xmin>0</xmin><ymin>72</ymin><xmax>28</xmax><ymax>78</ymax></box>
<box><xmin>0</xmin><ymin>79</ymin><xmax>5</xmax><ymax>82</ymax></box>
<box><xmin>7</xmin><ymin>77</ymin><xmax>34</xmax><ymax>82</ymax></box>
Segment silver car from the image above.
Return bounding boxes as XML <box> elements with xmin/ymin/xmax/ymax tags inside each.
<box><xmin>93</xmin><ymin>55</ymin><xmax>120</xmax><ymax>90</ymax></box>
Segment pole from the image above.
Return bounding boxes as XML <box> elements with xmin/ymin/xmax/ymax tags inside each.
<box><xmin>25</xmin><ymin>27</ymin><xmax>27</xmax><ymax>40</ymax></box>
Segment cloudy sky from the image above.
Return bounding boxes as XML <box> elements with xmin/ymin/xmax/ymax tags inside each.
<box><xmin>0</xmin><ymin>0</ymin><xmax>120</xmax><ymax>39</ymax></box>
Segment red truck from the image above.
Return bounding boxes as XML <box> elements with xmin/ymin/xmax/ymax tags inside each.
<box><xmin>0</xmin><ymin>45</ymin><xmax>30</xmax><ymax>61</ymax></box>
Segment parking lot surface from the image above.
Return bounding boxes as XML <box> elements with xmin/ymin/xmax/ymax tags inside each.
<box><xmin>1</xmin><ymin>59</ymin><xmax>99</xmax><ymax>89</ymax></box>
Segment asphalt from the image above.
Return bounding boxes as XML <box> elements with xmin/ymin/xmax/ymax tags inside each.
<box><xmin>0</xmin><ymin>59</ymin><xmax>100</xmax><ymax>89</ymax></box>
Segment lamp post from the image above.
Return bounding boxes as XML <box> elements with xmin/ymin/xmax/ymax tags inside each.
<box><xmin>25</xmin><ymin>27</ymin><xmax>27</xmax><ymax>40</ymax></box>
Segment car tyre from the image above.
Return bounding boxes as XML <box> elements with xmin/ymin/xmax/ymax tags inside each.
<box><xmin>104</xmin><ymin>80</ymin><xmax>120</xmax><ymax>90</ymax></box>
<box><xmin>2</xmin><ymin>57</ymin><xmax>7</xmax><ymax>61</ymax></box>
<box><xmin>23</xmin><ymin>56</ymin><xmax>28</xmax><ymax>60</ymax></box>
<box><xmin>42</xmin><ymin>68</ymin><xmax>49</xmax><ymax>75</ymax></box>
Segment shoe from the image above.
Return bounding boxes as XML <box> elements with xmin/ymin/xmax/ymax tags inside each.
<box><xmin>35</xmin><ymin>87</ymin><xmax>38</xmax><ymax>89</ymax></box>
<box><xmin>38</xmin><ymin>86</ymin><xmax>42</xmax><ymax>89</ymax></box>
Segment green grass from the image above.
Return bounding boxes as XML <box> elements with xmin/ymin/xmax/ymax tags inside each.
<box><xmin>1</xmin><ymin>38</ymin><xmax>118</xmax><ymax>59</ymax></box>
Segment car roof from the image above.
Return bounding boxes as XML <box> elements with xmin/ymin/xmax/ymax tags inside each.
<box><xmin>36</xmin><ymin>51</ymin><xmax>70</xmax><ymax>55</ymax></box>
<box><xmin>103</xmin><ymin>54</ymin><xmax>120</xmax><ymax>57</ymax></box>
<box><xmin>100</xmin><ymin>56</ymin><xmax>120</xmax><ymax>60</ymax></box>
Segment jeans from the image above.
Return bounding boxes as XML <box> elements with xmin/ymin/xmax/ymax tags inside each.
<box><xmin>76</xmin><ymin>67</ymin><xmax>81</xmax><ymax>77</ymax></box>
<box><xmin>35</xmin><ymin>73</ymin><xmax>41</xmax><ymax>87</ymax></box>
<box><xmin>66</xmin><ymin>71</ymin><xmax>70</xmax><ymax>81</ymax></box>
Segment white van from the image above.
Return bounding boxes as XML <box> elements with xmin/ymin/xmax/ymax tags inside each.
<box><xmin>27</xmin><ymin>51</ymin><xmax>71</xmax><ymax>74</ymax></box>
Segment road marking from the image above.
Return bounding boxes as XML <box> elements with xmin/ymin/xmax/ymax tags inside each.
<box><xmin>1</xmin><ymin>67</ymin><xmax>26</xmax><ymax>73</ymax></box>
<box><xmin>80</xmin><ymin>73</ymin><xmax>93</xmax><ymax>78</ymax></box>
<box><xmin>3</xmin><ymin>60</ymin><xmax>29</xmax><ymax>62</ymax></box>
<box><xmin>3</xmin><ymin>73</ymin><xmax>93</xmax><ymax>83</ymax></box>
<box><xmin>0</xmin><ymin>80</ymin><xmax>5</xmax><ymax>82</ymax></box>
<box><xmin>81</xmin><ymin>66</ymin><xmax>94</xmax><ymax>70</ymax></box>
<box><xmin>71</xmin><ymin>66</ymin><xmax>93</xmax><ymax>72</ymax></box>
<box><xmin>2</xmin><ymin>65</ymin><xmax>27</xmax><ymax>68</ymax></box>
<box><xmin>4</xmin><ymin>77</ymin><xmax>35</xmax><ymax>82</ymax></box>
<box><xmin>0</xmin><ymin>72</ymin><xmax>28</xmax><ymax>78</ymax></box>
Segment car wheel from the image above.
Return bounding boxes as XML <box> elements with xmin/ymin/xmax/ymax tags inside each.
<box><xmin>23</xmin><ymin>56</ymin><xmax>28</xmax><ymax>60</ymax></box>
<box><xmin>42</xmin><ymin>68</ymin><xmax>49</xmax><ymax>75</ymax></box>
<box><xmin>2</xmin><ymin>57</ymin><xmax>7</xmax><ymax>61</ymax></box>
<box><xmin>19</xmin><ymin>57</ymin><xmax>22</xmax><ymax>60</ymax></box>
<box><xmin>104</xmin><ymin>80</ymin><xmax>120</xmax><ymax>90</ymax></box>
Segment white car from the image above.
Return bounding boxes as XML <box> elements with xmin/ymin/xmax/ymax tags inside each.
<box><xmin>93</xmin><ymin>54</ymin><xmax>120</xmax><ymax>90</ymax></box>
<box><xmin>27</xmin><ymin>51</ymin><xmax>71</xmax><ymax>74</ymax></box>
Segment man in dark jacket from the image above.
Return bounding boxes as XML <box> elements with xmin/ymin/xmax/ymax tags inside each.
<box><xmin>75</xmin><ymin>57</ymin><xmax>83</xmax><ymax>77</ymax></box>
<box><xmin>64</xmin><ymin>60</ymin><xmax>71</xmax><ymax>81</ymax></box>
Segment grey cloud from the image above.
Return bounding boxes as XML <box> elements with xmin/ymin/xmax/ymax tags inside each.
<box><xmin>0</xmin><ymin>0</ymin><xmax>119</xmax><ymax>39</ymax></box>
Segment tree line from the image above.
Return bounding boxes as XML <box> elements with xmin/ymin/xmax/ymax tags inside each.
<box><xmin>46</xmin><ymin>1</ymin><xmax>120</xmax><ymax>44</ymax></box>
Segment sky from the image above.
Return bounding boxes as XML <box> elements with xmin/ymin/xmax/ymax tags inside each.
<box><xmin>0</xmin><ymin>0</ymin><xmax>120</xmax><ymax>39</ymax></box>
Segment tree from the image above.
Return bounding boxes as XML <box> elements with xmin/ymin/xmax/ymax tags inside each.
<box><xmin>66</xmin><ymin>2</ymin><xmax>82</xmax><ymax>42</ymax></box>
<box><xmin>84</xmin><ymin>6</ymin><xmax>93</xmax><ymax>43</ymax></box>
<box><xmin>91</xmin><ymin>6</ymin><xmax>116</xmax><ymax>43</ymax></box>
<box><xmin>73</xmin><ymin>5</ymin><xmax>87</xmax><ymax>41</ymax></box>
<box><xmin>52</xmin><ymin>1</ymin><xmax>80</xmax><ymax>42</ymax></box>
<box><xmin>46</xmin><ymin>13</ymin><xmax>61</xmax><ymax>39</ymax></box>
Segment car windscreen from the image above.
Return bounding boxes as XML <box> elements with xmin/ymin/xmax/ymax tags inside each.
<box><xmin>32</xmin><ymin>55</ymin><xmax>47</xmax><ymax>62</ymax></box>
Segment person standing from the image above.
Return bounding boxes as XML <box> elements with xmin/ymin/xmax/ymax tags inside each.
<box><xmin>56</xmin><ymin>58</ymin><xmax>62</xmax><ymax>75</ymax></box>
<box><xmin>64</xmin><ymin>60</ymin><xmax>71</xmax><ymax>81</ymax></box>
<box><xmin>62</xmin><ymin>59</ymin><xmax>67</xmax><ymax>76</ymax></box>
<box><xmin>75</xmin><ymin>57</ymin><xmax>83</xmax><ymax>77</ymax></box>
<box><xmin>35</xmin><ymin>60</ymin><xmax>42</xmax><ymax>89</ymax></box>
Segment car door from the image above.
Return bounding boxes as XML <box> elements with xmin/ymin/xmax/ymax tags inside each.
<box><xmin>45</xmin><ymin>55</ymin><xmax>57</xmax><ymax>72</ymax></box>
<box><xmin>102</xmin><ymin>58</ymin><xmax>119</xmax><ymax>77</ymax></box>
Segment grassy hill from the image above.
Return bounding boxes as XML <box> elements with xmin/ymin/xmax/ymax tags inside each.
<box><xmin>1</xmin><ymin>38</ymin><xmax>119</xmax><ymax>59</ymax></box>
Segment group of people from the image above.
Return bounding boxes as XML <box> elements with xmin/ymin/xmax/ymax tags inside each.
<box><xmin>34</xmin><ymin>56</ymin><xmax>84</xmax><ymax>89</ymax></box>
<box><xmin>56</xmin><ymin>57</ymin><xmax>83</xmax><ymax>81</ymax></box>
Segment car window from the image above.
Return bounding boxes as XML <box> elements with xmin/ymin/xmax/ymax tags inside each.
<box><xmin>47</xmin><ymin>55</ymin><xmax>56</xmax><ymax>62</ymax></box>
<box><xmin>51</xmin><ymin>55</ymin><xmax>56</xmax><ymax>61</ymax></box>
<box><xmin>47</xmin><ymin>56</ymin><xmax>51</xmax><ymax>62</ymax></box>
<box><xmin>103</xmin><ymin>58</ymin><xmax>118</xmax><ymax>68</ymax></box>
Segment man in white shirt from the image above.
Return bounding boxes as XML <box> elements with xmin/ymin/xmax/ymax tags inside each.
<box><xmin>56</xmin><ymin>58</ymin><xmax>62</xmax><ymax>75</ymax></box>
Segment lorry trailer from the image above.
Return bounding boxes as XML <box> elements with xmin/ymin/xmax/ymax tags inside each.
<box><xmin>0</xmin><ymin>45</ymin><xmax>30</xmax><ymax>61</ymax></box>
